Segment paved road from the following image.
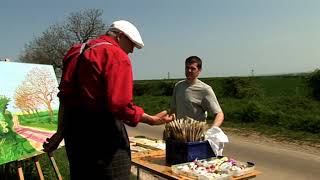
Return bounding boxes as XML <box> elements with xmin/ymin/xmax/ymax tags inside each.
<box><xmin>126</xmin><ymin>123</ymin><xmax>320</xmax><ymax>180</ymax></box>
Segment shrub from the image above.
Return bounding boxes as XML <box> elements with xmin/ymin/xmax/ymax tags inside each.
<box><xmin>134</xmin><ymin>81</ymin><xmax>175</xmax><ymax>96</ymax></box>
<box><xmin>222</xmin><ymin>77</ymin><xmax>263</xmax><ymax>99</ymax></box>
<box><xmin>232</xmin><ymin>99</ymin><xmax>282</xmax><ymax>125</ymax></box>
<box><xmin>157</xmin><ymin>81</ymin><xmax>175</xmax><ymax>96</ymax></box>
<box><xmin>133</xmin><ymin>83</ymin><xmax>153</xmax><ymax>96</ymax></box>
<box><xmin>271</xmin><ymin>96</ymin><xmax>313</xmax><ymax>112</ymax></box>
<box><xmin>239</xmin><ymin>101</ymin><xmax>262</xmax><ymax>123</ymax></box>
<box><xmin>134</xmin><ymin>96</ymin><xmax>171</xmax><ymax>114</ymax></box>
<box><xmin>306</xmin><ymin>69</ymin><xmax>320</xmax><ymax>100</ymax></box>
<box><xmin>259</xmin><ymin>109</ymin><xmax>282</xmax><ymax>126</ymax></box>
<box><xmin>201</xmin><ymin>78</ymin><xmax>224</xmax><ymax>97</ymax></box>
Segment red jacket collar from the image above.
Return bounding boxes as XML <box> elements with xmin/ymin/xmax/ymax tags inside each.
<box><xmin>98</xmin><ymin>35</ymin><xmax>120</xmax><ymax>48</ymax></box>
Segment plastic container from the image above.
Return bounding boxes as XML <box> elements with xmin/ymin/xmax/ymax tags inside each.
<box><xmin>232</xmin><ymin>162</ymin><xmax>255</xmax><ymax>177</ymax></box>
<box><xmin>171</xmin><ymin>158</ymin><xmax>255</xmax><ymax>180</ymax></box>
<box><xmin>166</xmin><ymin>139</ymin><xmax>216</xmax><ymax>165</ymax></box>
<box><xmin>171</xmin><ymin>160</ymin><xmax>232</xmax><ymax>180</ymax></box>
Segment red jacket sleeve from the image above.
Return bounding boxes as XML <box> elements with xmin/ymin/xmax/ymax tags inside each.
<box><xmin>104</xmin><ymin>50</ymin><xmax>144</xmax><ymax>127</ymax></box>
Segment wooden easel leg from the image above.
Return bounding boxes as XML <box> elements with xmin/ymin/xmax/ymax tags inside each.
<box><xmin>32</xmin><ymin>156</ymin><xmax>45</xmax><ymax>180</ymax></box>
<box><xmin>136</xmin><ymin>166</ymin><xmax>140</xmax><ymax>180</ymax></box>
<box><xmin>4</xmin><ymin>163</ymin><xmax>10</xmax><ymax>180</ymax></box>
<box><xmin>48</xmin><ymin>152</ymin><xmax>63</xmax><ymax>180</ymax></box>
<box><xmin>16</xmin><ymin>161</ymin><xmax>24</xmax><ymax>180</ymax></box>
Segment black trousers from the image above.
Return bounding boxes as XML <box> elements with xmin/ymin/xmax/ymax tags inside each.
<box><xmin>65</xmin><ymin>145</ymin><xmax>131</xmax><ymax>180</ymax></box>
<box><xmin>64</xmin><ymin>108</ymin><xmax>131</xmax><ymax>180</ymax></box>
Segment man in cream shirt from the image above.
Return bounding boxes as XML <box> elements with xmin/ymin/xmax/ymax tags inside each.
<box><xmin>170</xmin><ymin>56</ymin><xmax>224</xmax><ymax>127</ymax></box>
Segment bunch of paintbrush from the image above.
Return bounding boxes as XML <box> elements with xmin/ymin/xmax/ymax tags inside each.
<box><xmin>165</xmin><ymin>117</ymin><xmax>206</xmax><ymax>142</ymax></box>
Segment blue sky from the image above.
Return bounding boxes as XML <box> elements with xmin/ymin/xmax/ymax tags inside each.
<box><xmin>1</xmin><ymin>0</ymin><xmax>320</xmax><ymax>80</ymax></box>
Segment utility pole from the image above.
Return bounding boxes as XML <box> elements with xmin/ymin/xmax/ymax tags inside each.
<box><xmin>251</xmin><ymin>69</ymin><xmax>254</xmax><ymax>76</ymax></box>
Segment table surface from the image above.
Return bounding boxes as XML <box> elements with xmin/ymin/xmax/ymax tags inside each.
<box><xmin>131</xmin><ymin>150</ymin><xmax>261</xmax><ymax>180</ymax></box>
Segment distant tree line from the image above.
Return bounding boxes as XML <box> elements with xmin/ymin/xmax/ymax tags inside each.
<box><xmin>134</xmin><ymin>77</ymin><xmax>263</xmax><ymax>99</ymax></box>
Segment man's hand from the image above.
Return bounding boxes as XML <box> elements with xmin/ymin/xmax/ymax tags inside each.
<box><xmin>142</xmin><ymin>110</ymin><xmax>175</xmax><ymax>125</ymax></box>
<box><xmin>43</xmin><ymin>132</ymin><xmax>63</xmax><ymax>153</ymax></box>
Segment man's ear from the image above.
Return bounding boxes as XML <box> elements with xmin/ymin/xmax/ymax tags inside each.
<box><xmin>116</xmin><ymin>32</ymin><xmax>124</xmax><ymax>42</ymax></box>
<box><xmin>118</xmin><ymin>32</ymin><xmax>125</xmax><ymax>37</ymax></box>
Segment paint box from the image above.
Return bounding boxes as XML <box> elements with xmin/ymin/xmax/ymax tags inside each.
<box><xmin>165</xmin><ymin>139</ymin><xmax>216</xmax><ymax>165</ymax></box>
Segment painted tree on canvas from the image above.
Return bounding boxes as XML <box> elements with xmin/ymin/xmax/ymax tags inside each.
<box><xmin>14</xmin><ymin>67</ymin><xmax>58</xmax><ymax>121</ymax></box>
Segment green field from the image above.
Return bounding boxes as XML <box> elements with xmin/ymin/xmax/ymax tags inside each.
<box><xmin>134</xmin><ymin>74</ymin><xmax>320</xmax><ymax>141</ymax></box>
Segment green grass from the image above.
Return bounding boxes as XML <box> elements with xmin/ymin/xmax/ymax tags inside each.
<box><xmin>0</xmin><ymin>148</ymin><xmax>70</xmax><ymax>180</ymax></box>
<box><xmin>134</xmin><ymin>95</ymin><xmax>171</xmax><ymax>114</ymax></box>
<box><xmin>254</xmin><ymin>75</ymin><xmax>310</xmax><ymax>97</ymax></box>
<box><xmin>38</xmin><ymin>148</ymin><xmax>70</xmax><ymax>180</ymax></box>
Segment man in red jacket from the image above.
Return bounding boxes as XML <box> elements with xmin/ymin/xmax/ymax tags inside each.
<box><xmin>43</xmin><ymin>20</ymin><xmax>174</xmax><ymax>180</ymax></box>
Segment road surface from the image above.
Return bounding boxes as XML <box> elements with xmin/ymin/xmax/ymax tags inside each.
<box><xmin>126</xmin><ymin>123</ymin><xmax>320</xmax><ymax>180</ymax></box>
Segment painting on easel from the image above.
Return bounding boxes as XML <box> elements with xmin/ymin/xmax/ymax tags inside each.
<box><xmin>0</xmin><ymin>62</ymin><xmax>62</xmax><ymax>165</ymax></box>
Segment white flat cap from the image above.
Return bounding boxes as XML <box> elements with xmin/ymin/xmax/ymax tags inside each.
<box><xmin>108</xmin><ymin>20</ymin><xmax>144</xmax><ymax>49</ymax></box>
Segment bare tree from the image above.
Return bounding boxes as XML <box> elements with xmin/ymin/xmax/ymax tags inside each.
<box><xmin>21</xmin><ymin>24</ymin><xmax>68</xmax><ymax>71</ymax></box>
<box><xmin>64</xmin><ymin>9</ymin><xmax>106</xmax><ymax>45</ymax></box>
<box><xmin>19</xmin><ymin>9</ymin><xmax>106</xmax><ymax>71</ymax></box>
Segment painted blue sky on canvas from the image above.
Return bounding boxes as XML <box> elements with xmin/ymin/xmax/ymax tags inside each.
<box><xmin>1</xmin><ymin>0</ymin><xmax>320</xmax><ymax>80</ymax></box>
<box><xmin>0</xmin><ymin>62</ymin><xmax>59</xmax><ymax>112</ymax></box>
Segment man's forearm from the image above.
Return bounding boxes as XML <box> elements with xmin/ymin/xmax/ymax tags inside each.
<box><xmin>56</xmin><ymin>104</ymin><xmax>65</xmax><ymax>134</ymax></box>
<box><xmin>212</xmin><ymin>111</ymin><xmax>224</xmax><ymax>127</ymax></box>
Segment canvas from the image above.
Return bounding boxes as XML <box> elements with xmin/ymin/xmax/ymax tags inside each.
<box><xmin>0</xmin><ymin>62</ymin><xmax>61</xmax><ymax>165</ymax></box>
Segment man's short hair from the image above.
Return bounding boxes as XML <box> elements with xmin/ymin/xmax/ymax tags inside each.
<box><xmin>185</xmin><ymin>56</ymin><xmax>202</xmax><ymax>69</ymax></box>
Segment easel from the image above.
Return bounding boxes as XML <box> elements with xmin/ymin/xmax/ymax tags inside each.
<box><xmin>14</xmin><ymin>152</ymin><xmax>62</xmax><ymax>180</ymax></box>
<box><xmin>0</xmin><ymin>60</ymin><xmax>63</xmax><ymax>179</ymax></box>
